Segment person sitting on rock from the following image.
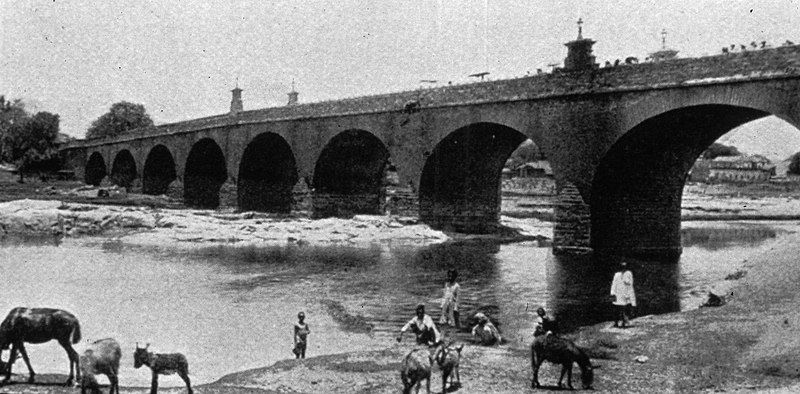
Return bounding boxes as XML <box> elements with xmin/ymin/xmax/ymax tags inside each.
<box><xmin>397</xmin><ymin>304</ymin><xmax>441</xmax><ymax>346</ymax></box>
<box><xmin>471</xmin><ymin>312</ymin><xmax>502</xmax><ymax>346</ymax></box>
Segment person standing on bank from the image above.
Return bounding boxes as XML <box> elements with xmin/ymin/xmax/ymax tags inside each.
<box><xmin>610</xmin><ymin>261</ymin><xmax>636</xmax><ymax>328</ymax></box>
<box><xmin>440</xmin><ymin>269</ymin><xmax>461</xmax><ymax>329</ymax></box>
<box><xmin>293</xmin><ymin>312</ymin><xmax>310</xmax><ymax>359</ymax></box>
<box><xmin>397</xmin><ymin>304</ymin><xmax>441</xmax><ymax>345</ymax></box>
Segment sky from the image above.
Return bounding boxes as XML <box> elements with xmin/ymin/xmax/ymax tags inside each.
<box><xmin>2</xmin><ymin>0</ymin><xmax>800</xmax><ymax>156</ymax></box>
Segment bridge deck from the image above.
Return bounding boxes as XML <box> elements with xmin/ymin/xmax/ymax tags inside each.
<box><xmin>64</xmin><ymin>45</ymin><xmax>800</xmax><ymax>149</ymax></box>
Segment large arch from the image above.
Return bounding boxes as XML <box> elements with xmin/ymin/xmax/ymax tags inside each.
<box><xmin>237</xmin><ymin>132</ymin><xmax>298</xmax><ymax>213</ymax></box>
<box><xmin>110</xmin><ymin>150</ymin><xmax>137</xmax><ymax>189</ymax></box>
<box><xmin>590</xmin><ymin>104</ymin><xmax>771</xmax><ymax>257</ymax></box>
<box><xmin>312</xmin><ymin>129</ymin><xmax>389</xmax><ymax>217</ymax></box>
<box><xmin>184</xmin><ymin>138</ymin><xmax>227</xmax><ymax>209</ymax></box>
<box><xmin>85</xmin><ymin>152</ymin><xmax>106</xmax><ymax>186</ymax></box>
<box><xmin>143</xmin><ymin>145</ymin><xmax>177</xmax><ymax>195</ymax></box>
<box><xmin>419</xmin><ymin>122</ymin><xmax>527</xmax><ymax>233</ymax></box>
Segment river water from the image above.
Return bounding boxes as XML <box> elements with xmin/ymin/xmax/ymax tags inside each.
<box><xmin>0</xmin><ymin>220</ymin><xmax>787</xmax><ymax>387</ymax></box>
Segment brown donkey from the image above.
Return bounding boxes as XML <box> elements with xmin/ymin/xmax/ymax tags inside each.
<box><xmin>134</xmin><ymin>343</ymin><xmax>192</xmax><ymax>394</ymax></box>
<box><xmin>0</xmin><ymin>307</ymin><xmax>82</xmax><ymax>386</ymax></box>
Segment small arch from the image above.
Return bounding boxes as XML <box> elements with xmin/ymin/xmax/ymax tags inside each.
<box><xmin>312</xmin><ymin>129</ymin><xmax>389</xmax><ymax>217</ymax></box>
<box><xmin>143</xmin><ymin>145</ymin><xmax>177</xmax><ymax>195</ymax></box>
<box><xmin>184</xmin><ymin>138</ymin><xmax>227</xmax><ymax>209</ymax></box>
<box><xmin>110</xmin><ymin>150</ymin><xmax>137</xmax><ymax>189</ymax></box>
<box><xmin>237</xmin><ymin>132</ymin><xmax>298</xmax><ymax>213</ymax></box>
<box><xmin>85</xmin><ymin>152</ymin><xmax>106</xmax><ymax>186</ymax></box>
<box><xmin>419</xmin><ymin>122</ymin><xmax>527</xmax><ymax>233</ymax></box>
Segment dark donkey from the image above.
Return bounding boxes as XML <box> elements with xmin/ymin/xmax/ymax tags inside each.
<box><xmin>134</xmin><ymin>343</ymin><xmax>193</xmax><ymax>394</ymax></box>
<box><xmin>0</xmin><ymin>307</ymin><xmax>82</xmax><ymax>386</ymax></box>
<box><xmin>531</xmin><ymin>333</ymin><xmax>594</xmax><ymax>390</ymax></box>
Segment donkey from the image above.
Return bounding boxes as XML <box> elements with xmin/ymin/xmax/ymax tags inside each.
<box><xmin>433</xmin><ymin>342</ymin><xmax>463</xmax><ymax>393</ymax></box>
<box><xmin>400</xmin><ymin>348</ymin><xmax>432</xmax><ymax>394</ymax></box>
<box><xmin>531</xmin><ymin>333</ymin><xmax>594</xmax><ymax>390</ymax></box>
<box><xmin>80</xmin><ymin>338</ymin><xmax>122</xmax><ymax>394</ymax></box>
<box><xmin>134</xmin><ymin>343</ymin><xmax>192</xmax><ymax>394</ymax></box>
<box><xmin>0</xmin><ymin>307</ymin><xmax>82</xmax><ymax>386</ymax></box>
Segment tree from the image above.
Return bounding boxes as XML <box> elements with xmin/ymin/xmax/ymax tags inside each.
<box><xmin>0</xmin><ymin>95</ymin><xmax>30</xmax><ymax>162</ymax></box>
<box><xmin>507</xmin><ymin>139</ymin><xmax>546</xmax><ymax>169</ymax></box>
<box><xmin>4</xmin><ymin>111</ymin><xmax>60</xmax><ymax>182</ymax></box>
<box><xmin>788</xmin><ymin>152</ymin><xmax>800</xmax><ymax>175</ymax></box>
<box><xmin>86</xmin><ymin>101</ymin><xmax>154</xmax><ymax>139</ymax></box>
<box><xmin>702</xmin><ymin>143</ymin><xmax>740</xmax><ymax>160</ymax></box>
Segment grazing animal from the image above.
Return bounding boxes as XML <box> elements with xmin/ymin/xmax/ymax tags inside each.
<box><xmin>604</xmin><ymin>60</ymin><xmax>612</xmax><ymax>67</ymax></box>
<box><xmin>80</xmin><ymin>338</ymin><xmax>122</xmax><ymax>394</ymax></box>
<box><xmin>531</xmin><ymin>334</ymin><xmax>594</xmax><ymax>390</ymax></box>
<box><xmin>400</xmin><ymin>348</ymin><xmax>432</xmax><ymax>394</ymax></box>
<box><xmin>624</xmin><ymin>56</ymin><xmax>638</xmax><ymax>64</ymax></box>
<box><xmin>761</xmin><ymin>41</ymin><xmax>768</xmax><ymax>49</ymax></box>
<box><xmin>133</xmin><ymin>343</ymin><xmax>192</xmax><ymax>394</ymax></box>
<box><xmin>722</xmin><ymin>47</ymin><xmax>729</xmax><ymax>54</ymax></box>
<box><xmin>0</xmin><ymin>307</ymin><xmax>82</xmax><ymax>386</ymax></box>
<box><xmin>730</xmin><ymin>44</ymin><xmax>736</xmax><ymax>51</ymax></box>
<box><xmin>613</xmin><ymin>59</ymin><xmax>621</xmax><ymax>66</ymax></box>
<box><xmin>751</xmin><ymin>41</ymin><xmax>758</xmax><ymax>49</ymax></box>
<box><xmin>433</xmin><ymin>342</ymin><xmax>463</xmax><ymax>393</ymax></box>
<box><xmin>740</xmin><ymin>44</ymin><xmax>747</xmax><ymax>51</ymax></box>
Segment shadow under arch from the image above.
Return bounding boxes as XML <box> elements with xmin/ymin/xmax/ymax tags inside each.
<box><xmin>237</xmin><ymin>132</ymin><xmax>298</xmax><ymax>213</ymax></box>
<box><xmin>419</xmin><ymin>122</ymin><xmax>527</xmax><ymax>233</ymax></box>
<box><xmin>312</xmin><ymin>129</ymin><xmax>389</xmax><ymax>217</ymax></box>
<box><xmin>85</xmin><ymin>152</ymin><xmax>106</xmax><ymax>186</ymax></box>
<box><xmin>110</xmin><ymin>150</ymin><xmax>137</xmax><ymax>189</ymax></box>
<box><xmin>143</xmin><ymin>145</ymin><xmax>177</xmax><ymax>195</ymax></box>
<box><xmin>184</xmin><ymin>138</ymin><xmax>227</xmax><ymax>209</ymax></box>
<box><xmin>590</xmin><ymin>104</ymin><xmax>771</xmax><ymax>259</ymax></box>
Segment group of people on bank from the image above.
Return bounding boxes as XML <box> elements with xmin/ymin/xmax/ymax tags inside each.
<box><xmin>394</xmin><ymin>261</ymin><xmax>637</xmax><ymax>347</ymax></box>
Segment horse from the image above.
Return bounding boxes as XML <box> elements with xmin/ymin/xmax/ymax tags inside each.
<box><xmin>531</xmin><ymin>333</ymin><xmax>594</xmax><ymax>390</ymax></box>
<box><xmin>134</xmin><ymin>343</ymin><xmax>193</xmax><ymax>394</ymax></box>
<box><xmin>0</xmin><ymin>307</ymin><xmax>82</xmax><ymax>386</ymax></box>
<box><xmin>400</xmin><ymin>348</ymin><xmax>432</xmax><ymax>394</ymax></box>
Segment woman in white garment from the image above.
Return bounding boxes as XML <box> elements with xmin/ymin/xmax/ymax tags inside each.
<box><xmin>610</xmin><ymin>261</ymin><xmax>636</xmax><ymax>328</ymax></box>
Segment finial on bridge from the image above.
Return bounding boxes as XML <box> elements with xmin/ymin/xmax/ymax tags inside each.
<box><xmin>577</xmin><ymin>18</ymin><xmax>584</xmax><ymax>40</ymax></box>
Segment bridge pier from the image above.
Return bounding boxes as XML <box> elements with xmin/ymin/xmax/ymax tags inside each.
<box><xmin>552</xmin><ymin>182</ymin><xmax>592</xmax><ymax>254</ymax></box>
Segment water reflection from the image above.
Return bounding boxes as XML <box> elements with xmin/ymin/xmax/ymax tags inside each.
<box><xmin>547</xmin><ymin>253</ymin><xmax>680</xmax><ymax>331</ymax></box>
<box><xmin>681</xmin><ymin>224</ymin><xmax>777</xmax><ymax>250</ymax></box>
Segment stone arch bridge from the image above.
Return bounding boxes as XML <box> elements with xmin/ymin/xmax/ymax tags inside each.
<box><xmin>61</xmin><ymin>43</ymin><xmax>800</xmax><ymax>258</ymax></box>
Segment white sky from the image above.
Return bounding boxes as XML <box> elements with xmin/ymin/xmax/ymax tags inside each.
<box><xmin>2</xmin><ymin>0</ymin><xmax>800</xmax><ymax>151</ymax></box>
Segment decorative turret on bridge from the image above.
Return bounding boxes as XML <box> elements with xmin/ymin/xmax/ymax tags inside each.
<box><xmin>563</xmin><ymin>18</ymin><xmax>598</xmax><ymax>71</ymax></box>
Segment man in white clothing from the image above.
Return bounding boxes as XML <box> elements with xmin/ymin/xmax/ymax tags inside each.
<box><xmin>610</xmin><ymin>261</ymin><xmax>636</xmax><ymax>328</ymax></box>
<box><xmin>397</xmin><ymin>304</ymin><xmax>441</xmax><ymax>345</ymax></box>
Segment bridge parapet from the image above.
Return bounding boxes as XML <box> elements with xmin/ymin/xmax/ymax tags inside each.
<box><xmin>61</xmin><ymin>45</ymin><xmax>800</xmax><ymax>150</ymax></box>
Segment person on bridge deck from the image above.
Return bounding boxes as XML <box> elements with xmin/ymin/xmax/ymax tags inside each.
<box><xmin>397</xmin><ymin>304</ymin><xmax>441</xmax><ymax>346</ymax></box>
<box><xmin>533</xmin><ymin>307</ymin><xmax>558</xmax><ymax>337</ymax></box>
<box><xmin>440</xmin><ymin>269</ymin><xmax>461</xmax><ymax>328</ymax></box>
<box><xmin>610</xmin><ymin>261</ymin><xmax>637</xmax><ymax>328</ymax></box>
<box><xmin>471</xmin><ymin>312</ymin><xmax>502</xmax><ymax>346</ymax></box>
<box><xmin>293</xmin><ymin>311</ymin><xmax>310</xmax><ymax>359</ymax></box>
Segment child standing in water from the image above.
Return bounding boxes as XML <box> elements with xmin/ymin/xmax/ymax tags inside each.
<box><xmin>440</xmin><ymin>269</ymin><xmax>461</xmax><ymax>328</ymax></box>
<box><xmin>293</xmin><ymin>312</ymin><xmax>310</xmax><ymax>359</ymax></box>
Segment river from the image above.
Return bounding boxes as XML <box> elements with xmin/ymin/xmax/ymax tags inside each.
<box><xmin>0</xmin><ymin>220</ymin><xmax>788</xmax><ymax>387</ymax></box>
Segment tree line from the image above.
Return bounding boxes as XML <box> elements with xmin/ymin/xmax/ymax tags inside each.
<box><xmin>0</xmin><ymin>96</ymin><xmax>61</xmax><ymax>182</ymax></box>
